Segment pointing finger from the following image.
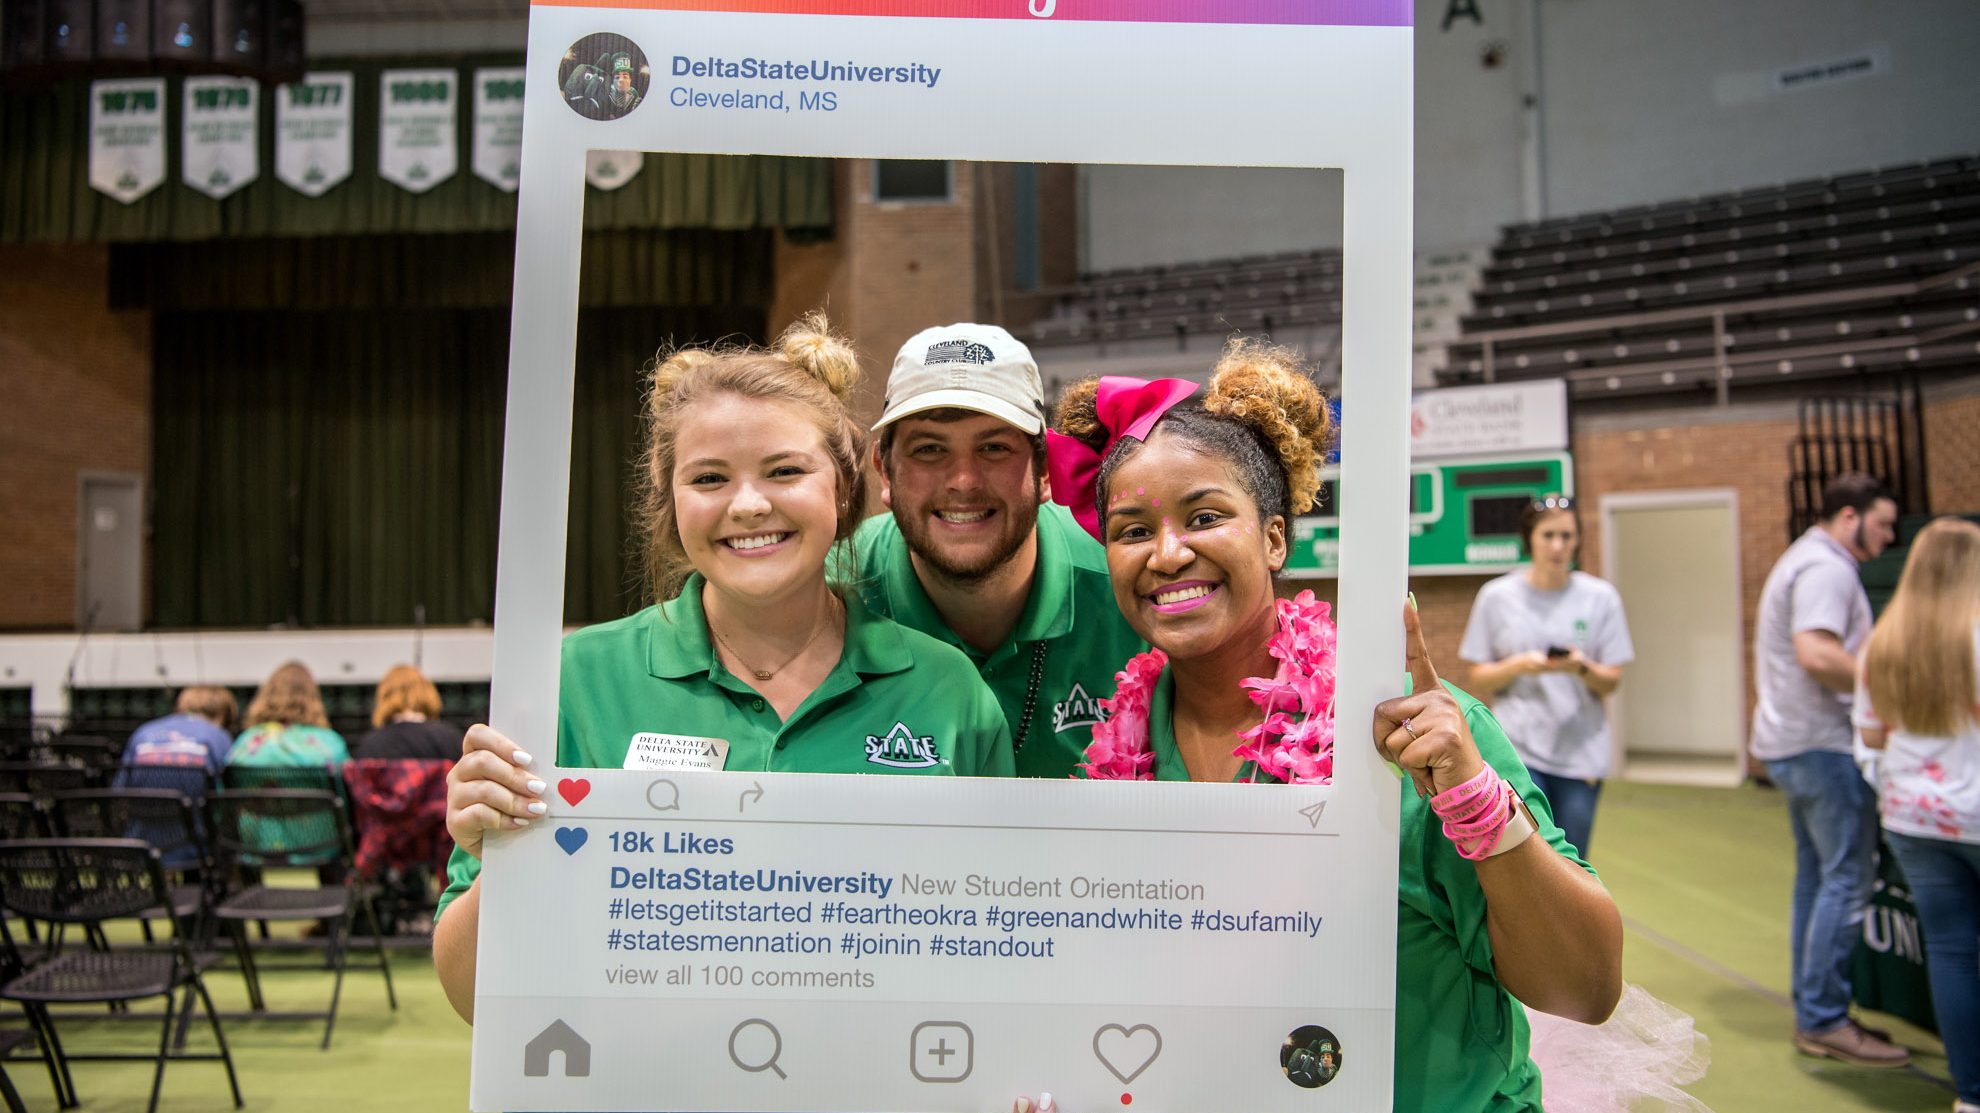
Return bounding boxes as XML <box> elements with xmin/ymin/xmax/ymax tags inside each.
<box><xmin>1403</xmin><ymin>599</ymin><xmax>1441</xmax><ymax>697</ymax></box>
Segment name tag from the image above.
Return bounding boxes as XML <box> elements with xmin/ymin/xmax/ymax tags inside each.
<box><xmin>623</xmin><ymin>732</ymin><xmax>730</xmax><ymax>772</ymax></box>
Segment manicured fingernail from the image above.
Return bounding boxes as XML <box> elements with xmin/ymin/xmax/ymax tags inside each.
<box><xmin>511</xmin><ymin>750</ymin><xmax>534</xmax><ymax>766</ymax></box>
<box><xmin>1017</xmin><ymin>1098</ymin><xmax>1033</xmax><ymax>1113</ymax></box>
<box><xmin>1039</xmin><ymin>1093</ymin><xmax>1055</xmax><ymax>1113</ymax></box>
<box><xmin>526</xmin><ymin>779</ymin><xmax>546</xmax><ymax>794</ymax></box>
<box><xmin>1407</xmin><ymin>591</ymin><xmax>1418</xmax><ymax>611</ymax></box>
<box><xmin>513</xmin><ymin>818</ymin><xmax>530</xmax><ymax>828</ymax></box>
<box><xmin>526</xmin><ymin>801</ymin><xmax>547</xmax><ymax>815</ymax></box>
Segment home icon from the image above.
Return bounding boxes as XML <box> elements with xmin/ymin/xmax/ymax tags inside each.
<box><xmin>524</xmin><ymin>1019</ymin><xmax>592</xmax><ymax>1077</ymax></box>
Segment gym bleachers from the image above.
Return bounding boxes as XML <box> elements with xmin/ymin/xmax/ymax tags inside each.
<box><xmin>1025</xmin><ymin>247</ymin><xmax>1345</xmax><ymax>350</ymax></box>
<box><xmin>1443</xmin><ymin>154</ymin><xmax>1980</xmax><ymax>399</ymax></box>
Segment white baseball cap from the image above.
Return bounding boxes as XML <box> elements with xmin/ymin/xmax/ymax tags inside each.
<box><xmin>873</xmin><ymin>323</ymin><xmax>1047</xmax><ymax>434</ymax></box>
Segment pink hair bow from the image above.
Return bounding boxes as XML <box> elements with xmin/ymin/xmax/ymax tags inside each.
<box><xmin>1045</xmin><ymin>376</ymin><xmax>1200</xmax><ymax>540</ymax></box>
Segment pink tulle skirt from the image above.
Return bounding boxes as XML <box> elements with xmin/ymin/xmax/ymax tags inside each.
<box><xmin>1526</xmin><ymin>985</ymin><xmax>1713</xmax><ymax>1112</ymax></box>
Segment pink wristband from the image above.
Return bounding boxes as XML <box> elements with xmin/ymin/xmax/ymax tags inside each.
<box><xmin>1429</xmin><ymin>765</ymin><xmax>1515</xmax><ymax>861</ymax></box>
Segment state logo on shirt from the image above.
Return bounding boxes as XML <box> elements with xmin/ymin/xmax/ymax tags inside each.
<box><xmin>865</xmin><ymin>722</ymin><xmax>942</xmax><ymax>769</ymax></box>
<box><xmin>1052</xmin><ymin>682</ymin><xmax>1108</xmax><ymax>734</ymax></box>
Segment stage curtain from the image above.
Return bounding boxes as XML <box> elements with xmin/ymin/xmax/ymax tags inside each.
<box><xmin>150</xmin><ymin>304</ymin><xmax>764</xmax><ymax>628</ymax></box>
<box><xmin>0</xmin><ymin>56</ymin><xmax>834</xmax><ymax>244</ymax></box>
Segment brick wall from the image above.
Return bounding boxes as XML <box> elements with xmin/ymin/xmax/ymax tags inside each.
<box><xmin>0</xmin><ymin>245</ymin><xmax>151</xmax><ymax>630</ymax></box>
<box><xmin>1923</xmin><ymin>385</ymin><xmax>1980</xmax><ymax>514</ymax></box>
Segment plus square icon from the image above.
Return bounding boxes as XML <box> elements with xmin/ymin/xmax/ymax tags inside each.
<box><xmin>909</xmin><ymin>1021</ymin><xmax>974</xmax><ymax>1083</ymax></box>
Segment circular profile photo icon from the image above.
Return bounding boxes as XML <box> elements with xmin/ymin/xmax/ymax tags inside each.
<box><xmin>558</xmin><ymin>32</ymin><xmax>650</xmax><ymax>121</ymax></box>
<box><xmin>1280</xmin><ymin>1025</ymin><xmax>1342</xmax><ymax>1089</ymax></box>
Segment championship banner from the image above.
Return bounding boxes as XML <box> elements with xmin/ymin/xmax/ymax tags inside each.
<box><xmin>87</xmin><ymin>77</ymin><xmax>167</xmax><ymax>204</ymax></box>
<box><xmin>473</xmin><ymin>67</ymin><xmax>528</xmax><ymax>191</ymax></box>
<box><xmin>276</xmin><ymin>71</ymin><xmax>355</xmax><ymax>197</ymax></box>
<box><xmin>585</xmin><ymin>149</ymin><xmax>644</xmax><ymax>190</ymax></box>
<box><xmin>478</xmin><ymin>3</ymin><xmax>1414</xmax><ymax>1112</ymax></box>
<box><xmin>379</xmin><ymin>67</ymin><xmax>459</xmax><ymax>192</ymax></box>
<box><xmin>181</xmin><ymin>76</ymin><xmax>259</xmax><ymax>200</ymax></box>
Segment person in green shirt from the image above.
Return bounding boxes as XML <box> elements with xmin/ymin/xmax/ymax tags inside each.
<box><xmin>1043</xmin><ymin>343</ymin><xmax>1626</xmax><ymax>1113</ymax></box>
<box><xmin>434</xmin><ymin>314</ymin><xmax>1012</xmax><ymax>1021</ymax></box>
<box><xmin>855</xmin><ymin>323</ymin><xmax>1145</xmax><ymax>778</ymax></box>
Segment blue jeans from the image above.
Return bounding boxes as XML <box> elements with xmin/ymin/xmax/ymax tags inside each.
<box><xmin>1765</xmin><ymin>750</ymin><xmax>1879</xmax><ymax>1033</ymax></box>
<box><xmin>1885</xmin><ymin>832</ymin><xmax>1980</xmax><ymax>1102</ymax></box>
<box><xmin>1528</xmin><ymin>769</ymin><xmax>1602</xmax><ymax>859</ymax></box>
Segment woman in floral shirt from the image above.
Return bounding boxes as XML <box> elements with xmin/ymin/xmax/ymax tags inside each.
<box><xmin>1857</xmin><ymin>517</ymin><xmax>1980</xmax><ymax>1113</ymax></box>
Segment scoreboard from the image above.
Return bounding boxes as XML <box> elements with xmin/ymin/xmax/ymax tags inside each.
<box><xmin>1285</xmin><ymin>453</ymin><xmax>1573</xmax><ymax>577</ymax></box>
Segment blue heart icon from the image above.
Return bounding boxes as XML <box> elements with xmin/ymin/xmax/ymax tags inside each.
<box><xmin>555</xmin><ymin>827</ymin><xmax>588</xmax><ymax>856</ymax></box>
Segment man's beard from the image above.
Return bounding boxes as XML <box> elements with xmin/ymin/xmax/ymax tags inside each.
<box><xmin>896</xmin><ymin>486</ymin><xmax>1042</xmax><ymax>585</ymax></box>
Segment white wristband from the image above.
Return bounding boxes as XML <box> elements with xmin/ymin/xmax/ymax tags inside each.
<box><xmin>1481</xmin><ymin>800</ymin><xmax>1536</xmax><ymax>858</ymax></box>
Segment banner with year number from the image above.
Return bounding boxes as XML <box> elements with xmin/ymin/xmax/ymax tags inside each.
<box><xmin>276</xmin><ymin>71</ymin><xmax>355</xmax><ymax>197</ymax></box>
<box><xmin>380</xmin><ymin>68</ymin><xmax>458</xmax><ymax>193</ymax></box>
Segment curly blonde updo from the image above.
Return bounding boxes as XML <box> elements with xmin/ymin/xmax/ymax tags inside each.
<box><xmin>638</xmin><ymin>311</ymin><xmax>868</xmax><ymax>602</ymax></box>
<box><xmin>1052</xmin><ymin>337</ymin><xmax>1333</xmax><ymax>539</ymax></box>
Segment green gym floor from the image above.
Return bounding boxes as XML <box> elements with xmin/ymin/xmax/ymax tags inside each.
<box><xmin>4</xmin><ymin>781</ymin><xmax>1958</xmax><ymax>1112</ymax></box>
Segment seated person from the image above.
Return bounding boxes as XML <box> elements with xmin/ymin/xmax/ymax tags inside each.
<box><xmin>353</xmin><ymin>665</ymin><xmax>464</xmax><ymax>761</ymax></box>
<box><xmin>122</xmin><ymin>684</ymin><xmax>237</xmax><ymax>775</ymax></box>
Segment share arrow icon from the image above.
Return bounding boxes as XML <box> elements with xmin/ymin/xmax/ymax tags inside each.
<box><xmin>1298</xmin><ymin>801</ymin><xmax>1327</xmax><ymax>829</ymax></box>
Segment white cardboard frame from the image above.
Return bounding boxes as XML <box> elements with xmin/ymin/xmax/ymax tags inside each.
<box><xmin>479</xmin><ymin>4</ymin><xmax>1413</xmax><ymax>1110</ymax></box>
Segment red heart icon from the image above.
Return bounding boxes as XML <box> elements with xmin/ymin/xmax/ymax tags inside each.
<box><xmin>557</xmin><ymin>778</ymin><xmax>591</xmax><ymax>807</ymax></box>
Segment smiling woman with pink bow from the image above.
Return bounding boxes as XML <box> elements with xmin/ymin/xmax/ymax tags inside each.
<box><xmin>1041</xmin><ymin>340</ymin><xmax>1633</xmax><ymax>1112</ymax></box>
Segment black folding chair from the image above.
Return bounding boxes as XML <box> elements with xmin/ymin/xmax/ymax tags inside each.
<box><xmin>34</xmin><ymin>739</ymin><xmax>122</xmax><ymax>781</ymax></box>
<box><xmin>220</xmin><ymin>765</ymin><xmax>341</xmax><ymax>796</ymax></box>
<box><xmin>0</xmin><ymin>839</ymin><xmax>242</xmax><ymax>1113</ymax></box>
<box><xmin>0</xmin><ymin>766</ymin><xmax>96</xmax><ymax>799</ymax></box>
<box><xmin>0</xmin><ymin>797</ymin><xmax>54</xmax><ymax>946</ymax></box>
<box><xmin>0</xmin><ymin>797</ymin><xmax>49</xmax><ymax>843</ymax></box>
<box><xmin>113</xmin><ymin>763</ymin><xmax>215</xmax><ymax>801</ymax></box>
<box><xmin>204</xmin><ymin>790</ymin><xmax>396</xmax><ymax>1049</ymax></box>
<box><xmin>0</xmin><ymin>914</ymin><xmax>68</xmax><ymax>1109</ymax></box>
<box><xmin>46</xmin><ymin>791</ymin><xmax>214</xmax><ymax>937</ymax></box>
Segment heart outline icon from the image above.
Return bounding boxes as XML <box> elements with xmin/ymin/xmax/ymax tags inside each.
<box><xmin>554</xmin><ymin>827</ymin><xmax>588</xmax><ymax>856</ymax></box>
<box><xmin>557</xmin><ymin>778</ymin><xmax>591</xmax><ymax>807</ymax></box>
<box><xmin>1092</xmin><ymin>1023</ymin><xmax>1162</xmax><ymax>1085</ymax></box>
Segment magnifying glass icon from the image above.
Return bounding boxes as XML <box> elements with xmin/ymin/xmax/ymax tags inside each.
<box><xmin>728</xmin><ymin>1018</ymin><xmax>787</xmax><ymax>1080</ymax></box>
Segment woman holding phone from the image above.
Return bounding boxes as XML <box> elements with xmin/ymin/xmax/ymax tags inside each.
<box><xmin>1458</xmin><ymin>497</ymin><xmax>1634</xmax><ymax>857</ymax></box>
<box><xmin>433</xmin><ymin>315</ymin><xmax>1013</xmax><ymax>1021</ymax></box>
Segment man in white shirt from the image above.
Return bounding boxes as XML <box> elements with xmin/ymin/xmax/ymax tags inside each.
<box><xmin>1752</xmin><ymin>473</ymin><xmax>1902</xmax><ymax>1067</ymax></box>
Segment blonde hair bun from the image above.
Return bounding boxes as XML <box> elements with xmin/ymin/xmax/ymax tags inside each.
<box><xmin>1051</xmin><ymin>377</ymin><xmax>1106</xmax><ymax>450</ymax></box>
<box><xmin>776</xmin><ymin>311</ymin><xmax>862</xmax><ymax>402</ymax></box>
<box><xmin>1203</xmin><ymin>338</ymin><xmax>1333</xmax><ymax>514</ymax></box>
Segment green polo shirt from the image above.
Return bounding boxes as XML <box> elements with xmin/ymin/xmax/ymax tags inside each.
<box><xmin>438</xmin><ymin>578</ymin><xmax>1012</xmax><ymax>919</ymax></box>
<box><xmin>852</xmin><ymin>502</ymin><xmax>1147</xmax><ymax>780</ymax></box>
<box><xmin>1124</xmin><ymin>667</ymin><xmax>1592</xmax><ymax>1113</ymax></box>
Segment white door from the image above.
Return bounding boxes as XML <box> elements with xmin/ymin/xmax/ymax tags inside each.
<box><xmin>78</xmin><ymin>473</ymin><xmax>144</xmax><ymax>632</ymax></box>
<box><xmin>1602</xmin><ymin>490</ymin><xmax>1745</xmax><ymax>785</ymax></box>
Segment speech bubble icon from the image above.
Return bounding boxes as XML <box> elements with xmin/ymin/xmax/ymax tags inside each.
<box><xmin>647</xmin><ymin>779</ymin><xmax>681</xmax><ymax>811</ymax></box>
<box><xmin>554</xmin><ymin>827</ymin><xmax>588</xmax><ymax>856</ymax></box>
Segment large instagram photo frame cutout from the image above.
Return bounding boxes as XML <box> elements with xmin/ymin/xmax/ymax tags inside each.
<box><xmin>479</xmin><ymin>3</ymin><xmax>1413</xmax><ymax>1111</ymax></box>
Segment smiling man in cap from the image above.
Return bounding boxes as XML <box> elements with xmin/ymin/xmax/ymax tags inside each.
<box><xmin>853</xmin><ymin>323</ymin><xmax>1143</xmax><ymax>778</ymax></box>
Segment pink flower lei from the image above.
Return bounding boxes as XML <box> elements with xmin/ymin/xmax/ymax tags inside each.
<box><xmin>1079</xmin><ymin>590</ymin><xmax>1337</xmax><ymax>784</ymax></box>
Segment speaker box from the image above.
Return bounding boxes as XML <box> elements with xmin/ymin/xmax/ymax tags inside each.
<box><xmin>267</xmin><ymin>0</ymin><xmax>302</xmax><ymax>81</ymax></box>
<box><xmin>211</xmin><ymin>0</ymin><xmax>262</xmax><ymax>68</ymax></box>
<box><xmin>2</xmin><ymin>1</ymin><xmax>48</xmax><ymax>70</ymax></box>
<box><xmin>1</xmin><ymin>0</ymin><xmax>302</xmax><ymax>84</ymax></box>
<box><xmin>95</xmin><ymin>0</ymin><xmax>151</xmax><ymax>62</ymax></box>
<box><xmin>44</xmin><ymin>0</ymin><xmax>93</xmax><ymax>64</ymax></box>
<box><xmin>154</xmin><ymin>0</ymin><xmax>213</xmax><ymax>64</ymax></box>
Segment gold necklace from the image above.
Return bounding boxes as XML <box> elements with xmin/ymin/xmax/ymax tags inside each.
<box><xmin>708</xmin><ymin>596</ymin><xmax>838</xmax><ymax>681</ymax></box>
